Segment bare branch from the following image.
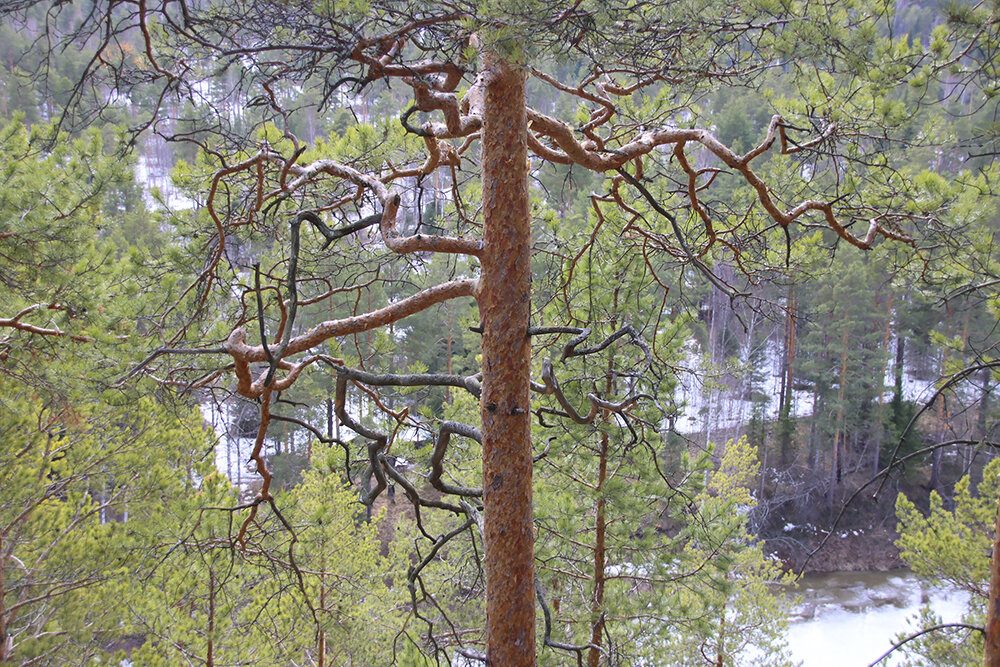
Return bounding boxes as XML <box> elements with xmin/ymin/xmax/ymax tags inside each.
<box><xmin>867</xmin><ymin>624</ymin><xmax>983</xmax><ymax>666</ymax></box>
<box><xmin>226</xmin><ymin>278</ymin><xmax>477</xmax><ymax>398</ymax></box>
<box><xmin>429</xmin><ymin>422</ymin><xmax>482</xmax><ymax>498</ymax></box>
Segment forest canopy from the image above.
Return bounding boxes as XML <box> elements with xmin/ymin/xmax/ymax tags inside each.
<box><xmin>2</xmin><ymin>0</ymin><xmax>1000</xmax><ymax>665</ymax></box>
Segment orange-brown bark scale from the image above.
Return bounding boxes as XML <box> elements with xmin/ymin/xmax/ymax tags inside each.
<box><xmin>986</xmin><ymin>492</ymin><xmax>1000</xmax><ymax>666</ymax></box>
<box><xmin>478</xmin><ymin>58</ymin><xmax>535</xmax><ymax>666</ymax></box>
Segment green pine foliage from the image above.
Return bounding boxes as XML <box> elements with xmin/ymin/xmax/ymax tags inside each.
<box><xmin>894</xmin><ymin>459</ymin><xmax>999</xmax><ymax>665</ymax></box>
<box><xmin>0</xmin><ymin>380</ymin><xmax>219</xmax><ymax>664</ymax></box>
<box><xmin>124</xmin><ymin>461</ymin><xmax>409</xmax><ymax>665</ymax></box>
<box><xmin>657</xmin><ymin>437</ymin><xmax>797</xmax><ymax>667</ymax></box>
<box><xmin>6</xmin><ymin>0</ymin><xmax>1000</xmax><ymax>663</ymax></box>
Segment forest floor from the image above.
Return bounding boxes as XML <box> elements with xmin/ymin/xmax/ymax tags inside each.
<box><xmin>765</xmin><ymin>526</ymin><xmax>904</xmax><ymax>573</ymax></box>
<box><xmin>670</xmin><ymin>415</ymin><xmax>994</xmax><ymax>574</ymax></box>
<box><xmin>755</xmin><ymin>466</ymin><xmax>908</xmax><ymax>573</ymax></box>
<box><xmin>755</xmin><ymin>444</ymin><xmax>987</xmax><ymax>573</ymax></box>
<box><xmin>365</xmin><ymin>428</ymin><xmax>987</xmax><ymax>574</ymax></box>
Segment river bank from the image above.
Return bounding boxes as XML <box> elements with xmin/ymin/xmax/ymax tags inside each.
<box><xmin>766</xmin><ymin>525</ymin><xmax>905</xmax><ymax>574</ymax></box>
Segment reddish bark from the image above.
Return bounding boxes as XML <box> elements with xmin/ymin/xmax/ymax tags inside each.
<box><xmin>225</xmin><ymin>278</ymin><xmax>477</xmax><ymax>398</ymax></box>
<box><xmin>588</xmin><ymin>427</ymin><xmax>609</xmax><ymax>667</ymax></box>
<box><xmin>525</xmin><ymin>111</ymin><xmax>913</xmax><ymax>249</ymax></box>
<box><xmin>1</xmin><ymin>534</ymin><xmax>8</xmax><ymax>663</ymax></box>
<box><xmin>588</xmin><ymin>350</ymin><xmax>616</xmax><ymax>667</ymax></box>
<box><xmin>478</xmin><ymin>57</ymin><xmax>535</xmax><ymax>666</ymax></box>
<box><xmin>986</xmin><ymin>491</ymin><xmax>1000</xmax><ymax>666</ymax></box>
<box><xmin>207</xmin><ymin>568</ymin><xmax>216</xmax><ymax>667</ymax></box>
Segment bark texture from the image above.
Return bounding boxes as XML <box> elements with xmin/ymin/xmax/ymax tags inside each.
<box><xmin>986</xmin><ymin>491</ymin><xmax>1000</xmax><ymax>666</ymax></box>
<box><xmin>588</xmin><ymin>427</ymin><xmax>609</xmax><ymax>667</ymax></box>
<box><xmin>478</xmin><ymin>57</ymin><xmax>535</xmax><ymax>666</ymax></box>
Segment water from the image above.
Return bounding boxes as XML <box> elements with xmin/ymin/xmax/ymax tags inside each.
<box><xmin>785</xmin><ymin>570</ymin><xmax>971</xmax><ymax>666</ymax></box>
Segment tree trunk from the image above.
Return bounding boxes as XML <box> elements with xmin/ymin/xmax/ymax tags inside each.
<box><xmin>985</xmin><ymin>489</ymin><xmax>1000</xmax><ymax>666</ymax></box>
<box><xmin>809</xmin><ymin>392</ymin><xmax>821</xmax><ymax>471</ymax></box>
<box><xmin>778</xmin><ymin>291</ymin><xmax>797</xmax><ymax>467</ymax></box>
<box><xmin>872</xmin><ymin>293</ymin><xmax>894</xmax><ymax>475</ymax></box>
<box><xmin>207</xmin><ymin>568</ymin><xmax>215</xmax><ymax>667</ymax></box>
<box><xmin>931</xmin><ymin>394</ymin><xmax>949</xmax><ymax>494</ymax></box>
<box><xmin>981</xmin><ymin>366</ymin><xmax>993</xmax><ymax>436</ymax></box>
<box><xmin>1</xmin><ymin>534</ymin><xmax>10</xmax><ymax>664</ymax></box>
<box><xmin>891</xmin><ymin>332</ymin><xmax>905</xmax><ymax>470</ymax></box>
<box><xmin>829</xmin><ymin>327</ymin><xmax>848</xmax><ymax>509</ymax></box>
<box><xmin>478</xmin><ymin>57</ymin><xmax>535</xmax><ymax>666</ymax></box>
<box><xmin>979</xmin><ymin>366</ymin><xmax>992</xmax><ymax>473</ymax></box>
<box><xmin>319</xmin><ymin>556</ymin><xmax>327</xmax><ymax>667</ymax></box>
<box><xmin>588</xmin><ymin>354</ymin><xmax>615</xmax><ymax>667</ymax></box>
<box><xmin>588</xmin><ymin>427</ymin><xmax>609</xmax><ymax>667</ymax></box>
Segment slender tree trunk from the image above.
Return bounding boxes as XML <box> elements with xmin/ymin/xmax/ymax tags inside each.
<box><xmin>318</xmin><ymin>560</ymin><xmax>326</xmax><ymax>667</ymax></box>
<box><xmin>931</xmin><ymin>390</ymin><xmax>947</xmax><ymax>493</ymax></box>
<box><xmin>829</xmin><ymin>327</ymin><xmax>848</xmax><ymax>509</ymax></box>
<box><xmin>777</xmin><ymin>338</ymin><xmax>788</xmax><ymax>432</ymax></box>
<box><xmin>478</xmin><ymin>57</ymin><xmax>535</xmax><ymax>666</ymax></box>
<box><xmin>809</xmin><ymin>392</ymin><xmax>821</xmax><ymax>471</ymax></box>
<box><xmin>779</xmin><ymin>291</ymin><xmax>797</xmax><ymax>467</ymax></box>
<box><xmin>980</xmin><ymin>365</ymin><xmax>992</xmax><ymax>445</ymax></box>
<box><xmin>588</xmin><ymin>354</ymin><xmax>615</xmax><ymax>667</ymax></box>
<box><xmin>829</xmin><ymin>438</ymin><xmax>839</xmax><ymax>509</ymax></box>
<box><xmin>932</xmin><ymin>334</ymin><xmax>951</xmax><ymax>493</ymax></box>
<box><xmin>1</xmin><ymin>535</ymin><xmax>10</xmax><ymax>663</ymax></box>
<box><xmin>207</xmin><ymin>568</ymin><xmax>215</xmax><ymax>667</ymax></box>
<box><xmin>715</xmin><ymin>580</ymin><xmax>728</xmax><ymax>667</ymax></box>
<box><xmin>873</xmin><ymin>293</ymin><xmax>894</xmax><ymax>475</ymax></box>
<box><xmin>894</xmin><ymin>335</ymin><xmax>905</xmax><ymax>397</ymax></box>
<box><xmin>588</xmin><ymin>427</ymin><xmax>609</xmax><ymax>667</ymax></box>
<box><xmin>980</xmin><ymin>368</ymin><xmax>992</xmax><ymax>475</ymax></box>
<box><xmin>891</xmin><ymin>332</ymin><xmax>906</xmax><ymax>471</ymax></box>
<box><xmin>985</xmin><ymin>490</ymin><xmax>1000</xmax><ymax>666</ymax></box>
<box><xmin>932</xmin><ymin>308</ymin><xmax>954</xmax><ymax>492</ymax></box>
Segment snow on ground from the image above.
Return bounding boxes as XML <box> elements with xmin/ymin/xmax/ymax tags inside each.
<box><xmin>136</xmin><ymin>152</ymin><xmax>194</xmax><ymax>210</ymax></box>
<box><xmin>202</xmin><ymin>334</ymin><xmax>945</xmax><ymax>484</ymax></box>
<box><xmin>671</xmin><ymin>337</ymin><xmax>937</xmax><ymax>445</ymax></box>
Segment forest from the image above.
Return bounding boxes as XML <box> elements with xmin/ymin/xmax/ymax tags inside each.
<box><xmin>1</xmin><ymin>0</ymin><xmax>1000</xmax><ymax>665</ymax></box>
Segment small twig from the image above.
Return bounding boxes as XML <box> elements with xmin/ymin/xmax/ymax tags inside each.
<box><xmin>616</xmin><ymin>166</ymin><xmax>746</xmax><ymax>300</ymax></box>
<box><xmin>114</xmin><ymin>346</ymin><xmax>227</xmax><ymax>385</ymax></box>
<box><xmin>254</xmin><ymin>263</ymin><xmax>275</xmax><ymax>370</ymax></box>
<box><xmin>264</xmin><ymin>215</ymin><xmax>304</xmax><ymax>386</ymax></box>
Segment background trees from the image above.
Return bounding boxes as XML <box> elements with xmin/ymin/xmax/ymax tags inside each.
<box><xmin>1</xmin><ymin>0</ymin><xmax>1000</xmax><ymax>665</ymax></box>
<box><xmin>0</xmin><ymin>116</ymin><xmax>226</xmax><ymax>663</ymax></box>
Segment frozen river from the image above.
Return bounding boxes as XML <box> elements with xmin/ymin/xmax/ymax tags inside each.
<box><xmin>785</xmin><ymin>570</ymin><xmax>972</xmax><ymax>666</ymax></box>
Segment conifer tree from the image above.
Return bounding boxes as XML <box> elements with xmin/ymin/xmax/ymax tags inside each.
<box><xmin>3</xmin><ymin>1</ymin><xmax>987</xmax><ymax>663</ymax></box>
